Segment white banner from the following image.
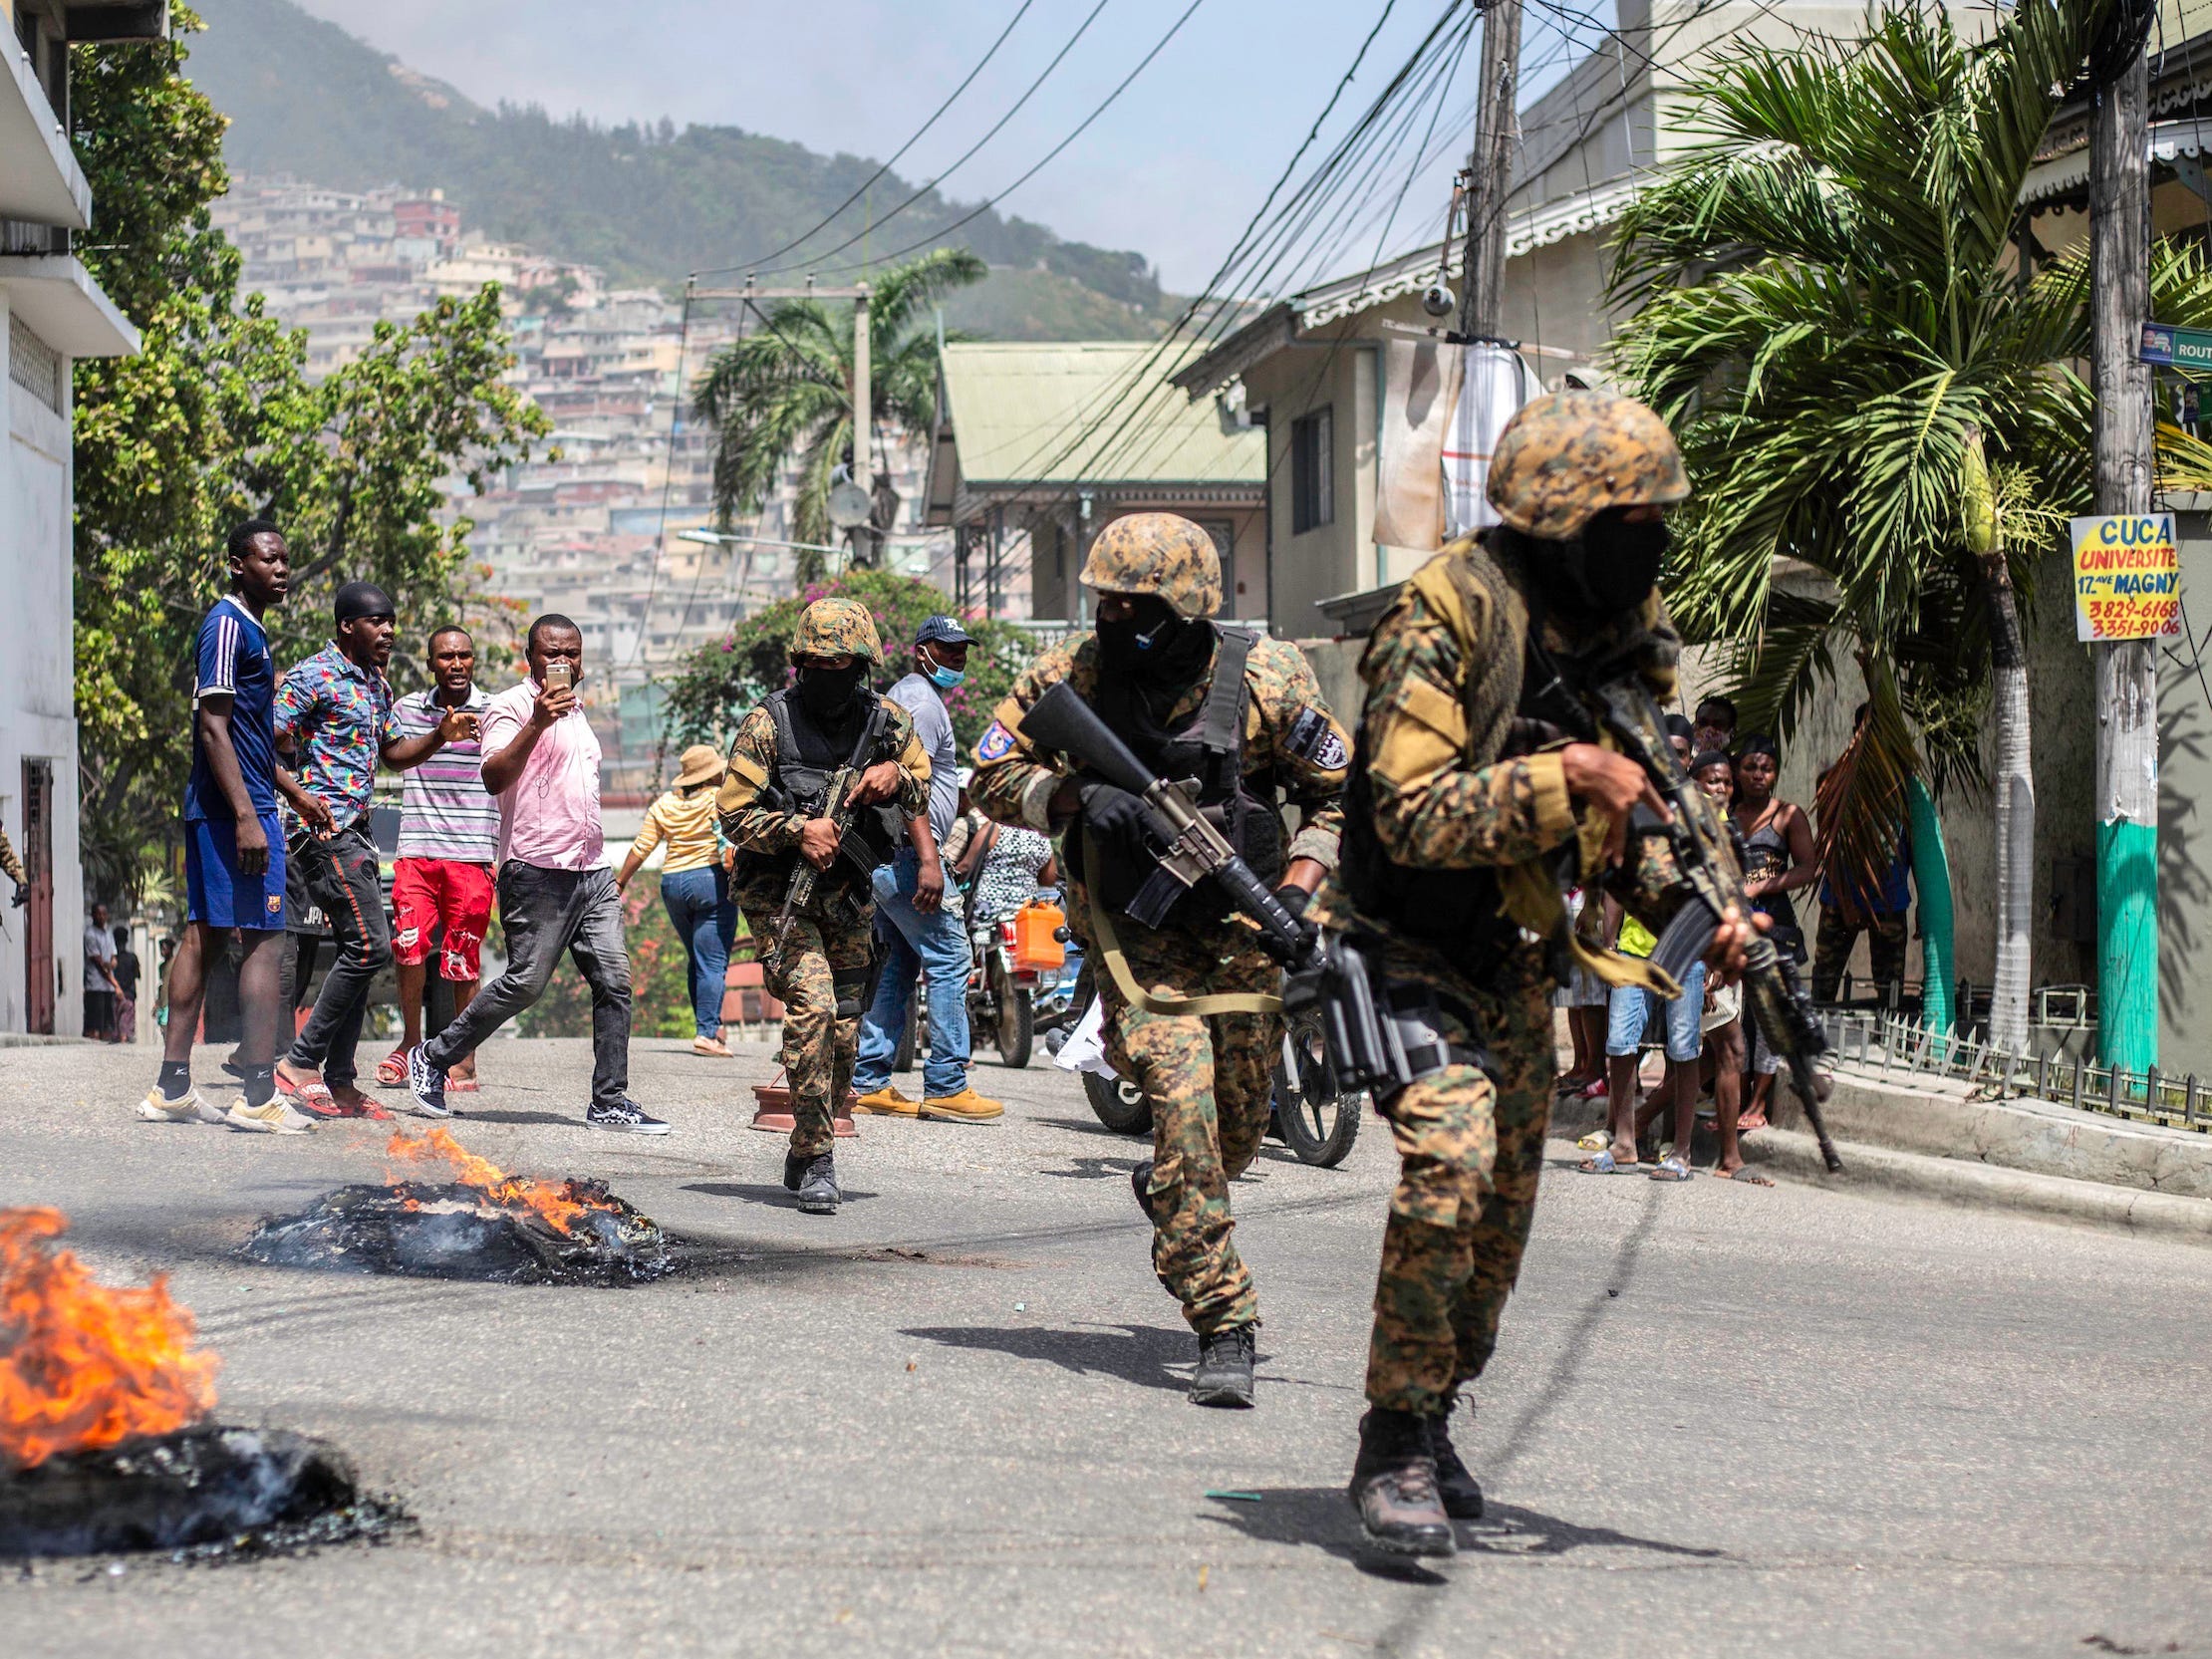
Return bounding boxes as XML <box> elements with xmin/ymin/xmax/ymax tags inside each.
<box><xmin>1444</xmin><ymin>343</ymin><xmax>1544</xmax><ymax>537</ymax></box>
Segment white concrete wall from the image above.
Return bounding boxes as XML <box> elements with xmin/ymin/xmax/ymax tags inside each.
<box><xmin>0</xmin><ymin>297</ymin><xmax>85</xmax><ymax>1034</ymax></box>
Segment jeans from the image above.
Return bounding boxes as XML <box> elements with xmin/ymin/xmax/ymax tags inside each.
<box><xmin>286</xmin><ymin>821</ymin><xmax>393</xmax><ymax>1089</ymax></box>
<box><xmin>1603</xmin><ymin>961</ymin><xmax>1706</xmax><ymax>1063</ymax></box>
<box><xmin>660</xmin><ymin>864</ymin><xmax>735</xmax><ymax>1039</ymax></box>
<box><xmin>423</xmin><ymin>862</ymin><xmax>632</xmax><ymax>1107</ymax></box>
<box><xmin>853</xmin><ymin>847</ymin><xmax>972</xmax><ymax>1098</ymax></box>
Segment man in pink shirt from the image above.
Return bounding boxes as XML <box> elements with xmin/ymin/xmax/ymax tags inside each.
<box><xmin>407</xmin><ymin>614</ymin><xmax>669</xmax><ymax>1132</ymax></box>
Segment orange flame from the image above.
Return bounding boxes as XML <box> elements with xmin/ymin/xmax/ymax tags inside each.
<box><xmin>0</xmin><ymin>1208</ymin><xmax>220</xmax><ymax>1470</ymax></box>
<box><xmin>385</xmin><ymin>1127</ymin><xmax>594</xmax><ymax>1235</ymax></box>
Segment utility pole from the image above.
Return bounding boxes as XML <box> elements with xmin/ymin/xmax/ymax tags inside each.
<box><xmin>1457</xmin><ymin>0</ymin><xmax>1524</xmax><ymax>342</ymax></box>
<box><xmin>2090</xmin><ymin>32</ymin><xmax>2158</xmax><ymax>1071</ymax></box>
<box><xmin>853</xmin><ymin>282</ymin><xmax>874</xmax><ymax>568</ymax></box>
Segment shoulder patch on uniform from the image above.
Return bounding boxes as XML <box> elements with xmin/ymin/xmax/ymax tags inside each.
<box><xmin>1285</xmin><ymin>705</ymin><xmax>1348</xmax><ymax>770</ymax></box>
<box><xmin>976</xmin><ymin>719</ymin><xmax>1016</xmax><ymax>762</ymax></box>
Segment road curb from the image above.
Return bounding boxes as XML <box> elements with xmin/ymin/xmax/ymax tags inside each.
<box><xmin>1547</xmin><ymin>1087</ymin><xmax>2212</xmax><ymax>1244</ymax></box>
<box><xmin>1744</xmin><ymin>1126</ymin><xmax>2212</xmax><ymax>1244</ymax></box>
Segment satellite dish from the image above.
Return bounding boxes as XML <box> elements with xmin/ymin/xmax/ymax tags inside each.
<box><xmin>828</xmin><ymin>481</ymin><xmax>873</xmax><ymax>530</ymax></box>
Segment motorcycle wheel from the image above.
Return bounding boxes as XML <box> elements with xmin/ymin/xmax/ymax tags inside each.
<box><xmin>1272</xmin><ymin>1007</ymin><xmax>1361</xmax><ymax>1168</ymax></box>
<box><xmin>991</xmin><ymin>962</ymin><xmax>1033</xmax><ymax>1069</ymax></box>
<box><xmin>1084</xmin><ymin>1068</ymin><xmax>1151</xmax><ymax>1135</ymax></box>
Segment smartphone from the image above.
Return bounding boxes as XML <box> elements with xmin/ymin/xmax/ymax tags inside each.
<box><xmin>545</xmin><ymin>662</ymin><xmax>574</xmax><ymax>693</ymax></box>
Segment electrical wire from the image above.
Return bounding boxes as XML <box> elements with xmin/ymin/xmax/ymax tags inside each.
<box><xmin>790</xmin><ymin>0</ymin><xmax>1214</xmax><ymax>282</ymax></box>
<box><xmin>699</xmin><ymin>0</ymin><xmax>1040</xmax><ymax>279</ymax></box>
<box><xmin>738</xmin><ymin>0</ymin><xmax>1118</xmax><ymax>280</ymax></box>
<box><xmin>628</xmin><ymin>286</ymin><xmax>696</xmax><ymax>670</ymax></box>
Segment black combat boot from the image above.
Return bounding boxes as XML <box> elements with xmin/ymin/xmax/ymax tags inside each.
<box><xmin>782</xmin><ymin>1151</ymin><xmax>809</xmax><ymax>1192</ymax></box>
<box><xmin>1428</xmin><ymin>1408</ymin><xmax>1485</xmax><ymax>1520</ymax></box>
<box><xmin>1131</xmin><ymin>1159</ymin><xmax>1161</xmax><ymax>1224</ymax></box>
<box><xmin>1347</xmin><ymin>1408</ymin><xmax>1456</xmax><ymax>1556</ymax></box>
<box><xmin>1190</xmin><ymin>1324</ymin><xmax>1255</xmax><ymax>1408</ymax></box>
<box><xmin>793</xmin><ymin>1152</ymin><xmax>840</xmax><ymax>1215</ymax></box>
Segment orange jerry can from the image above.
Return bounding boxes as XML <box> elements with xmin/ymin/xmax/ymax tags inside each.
<box><xmin>1012</xmin><ymin>898</ymin><xmax>1066</xmax><ymax>972</ymax></box>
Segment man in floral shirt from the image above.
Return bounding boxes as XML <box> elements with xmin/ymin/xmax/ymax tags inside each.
<box><xmin>272</xmin><ymin>582</ymin><xmax>476</xmax><ymax>1117</ymax></box>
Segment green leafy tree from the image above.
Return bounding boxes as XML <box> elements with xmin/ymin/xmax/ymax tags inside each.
<box><xmin>1606</xmin><ymin>0</ymin><xmax>2212</xmax><ymax>1045</ymax></box>
<box><xmin>69</xmin><ymin>9</ymin><xmax>550</xmax><ymax>903</ymax></box>
<box><xmin>658</xmin><ymin>570</ymin><xmax>1033</xmax><ymax>762</ymax></box>
<box><xmin>691</xmin><ymin>247</ymin><xmax>985</xmax><ymax>573</ymax></box>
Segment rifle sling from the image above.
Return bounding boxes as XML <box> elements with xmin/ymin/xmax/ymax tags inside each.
<box><xmin>1083</xmin><ymin>832</ymin><xmax>1282</xmax><ymax>1017</ymax></box>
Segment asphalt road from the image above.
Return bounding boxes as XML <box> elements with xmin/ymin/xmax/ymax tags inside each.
<box><xmin>4</xmin><ymin>1034</ymin><xmax>2209</xmax><ymax>1657</ymax></box>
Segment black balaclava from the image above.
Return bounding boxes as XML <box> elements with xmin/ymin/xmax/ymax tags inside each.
<box><xmin>1530</xmin><ymin>506</ymin><xmax>1671</xmax><ymax>618</ymax></box>
<box><xmin>796</xmin><ymin>661</ymin><xmax>870</xmax><ymax>722</ymax></box>
<box><xmin>1098</xmin><ymin>594</ymin><xmax>1212</xmax><ymax>687</ymax></box>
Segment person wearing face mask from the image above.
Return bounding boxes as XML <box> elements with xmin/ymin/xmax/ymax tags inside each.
<box><xmin>1309</xmin><ymin>389</ymin><xmax>1768</xmax><ymax>1555</ymax></box>
<box><xmin>851</xmin><ymin>615</ymin><xmax>1003</xmax><ymax>1123</ymax></box>
<box><xmin>716</xmin><ymin>599</ymin><xmax>938</xmax><ymax>1216</ymax></box>
<box><xmin>969</xmin><ymin>513</ymin><xmax>1350</xmax><ymax>1410</ymax></box>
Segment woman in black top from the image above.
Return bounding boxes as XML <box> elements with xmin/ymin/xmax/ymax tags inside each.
<box><xmin>1732</xmin><ymin>735</ymin><xmax>1817</xmax><ymax>1128</ymax></box>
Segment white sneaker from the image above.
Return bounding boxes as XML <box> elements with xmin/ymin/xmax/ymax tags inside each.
<box><xmin>223</xmin><ymin>1097</ymin><xmax>316</xmax><ymax>1135</ymax></box>
<box><xmin>137</xmin><ymin>1087</ymin><xmax>225</xmax><ymax>1126</ymax></box>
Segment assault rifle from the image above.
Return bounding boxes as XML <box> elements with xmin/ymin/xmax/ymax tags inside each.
<box><xmin>766</xmin><ymin>701</ymin><xmax>889</xmax><ymax>968</ymax></box>
<box><xmin>1542</xmin><ymin>660</ymin><xmax>1843</xmax><ymax>1172</ymax></box>
<box><xmin>1018</xmin><ymin>682</ymin><xmax>1313</xmax><ymax>964</ymax></box>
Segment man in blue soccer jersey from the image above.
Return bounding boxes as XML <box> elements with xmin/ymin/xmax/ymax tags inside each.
<box><xmin>138</xmin><ymin>519</ymin><xmax>321</xmax><ymax>1133</ymax></box>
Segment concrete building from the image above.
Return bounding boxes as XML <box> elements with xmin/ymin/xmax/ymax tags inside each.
<box><xmin>924</xmin><ymin>341</ymin><xmax>1265</xmax><ymax>623</ymax></box>
<box><xmin>0</xmin><ymin>0</ymin><xmax>157</xmax><ymax>1035</ymax></box>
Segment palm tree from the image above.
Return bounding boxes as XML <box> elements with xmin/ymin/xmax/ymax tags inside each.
<box><xmin>1606</xmin><ymin>0</ymin><xmax>2212</xmax><ymax>1048</ymax></box>
<box><xmin>691</xmin><ymin>247</ymin><xmax>986</xmax><ymax>577</ymax></box>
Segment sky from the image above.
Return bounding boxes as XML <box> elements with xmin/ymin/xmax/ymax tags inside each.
<box><xmin>289</xmin><ymin>0</ymin><xmax>1605</xmax><ymax>293</ymax></box>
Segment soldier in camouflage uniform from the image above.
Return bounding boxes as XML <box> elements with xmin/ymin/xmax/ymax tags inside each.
<box><xmin>1314</xmin><ymin>390</ymin><xmax>1759</xmax><ymax>1554</ymax></box>
<box><xmin>969</xmin><ymin>512</ymin><xmax>1348</xmax><ymax>1408</ymax></box>
<box><xmin>717</xmin><ymin>598</ymin><xmax>938</xmax><ymax>1215</ymax></box>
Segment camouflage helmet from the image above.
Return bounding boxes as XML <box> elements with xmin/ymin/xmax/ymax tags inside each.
<box><xmin>1487</xmin><ymin>390</ymin><xmax>1690</xmax><ymax>540</ymax></box>
<box><xmin>788</xmin><ymin>596</ymin><xmax>882</xmax><ymax>666</ymax></box>
<box><xmin>1078</xmin><ymin>512</ymin><xmax>1223</xmax><ymax>620</ymax></box>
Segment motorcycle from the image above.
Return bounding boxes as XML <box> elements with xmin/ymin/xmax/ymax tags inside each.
<box><xmin>1055</xmin><ymin>944</ymin><xmax>1362</xmax><ymax>1169</ymax></box>
<box><xmin>892</xmin><ymin>894</ymin><xmax>1069</xmax><ymax>1072</ymax></box>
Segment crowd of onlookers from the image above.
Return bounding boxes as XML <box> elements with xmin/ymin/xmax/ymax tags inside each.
<box><xmin>1560</xmin><ymin>693</ymin><xmax>1835</xmax><ymax>1185</ymax></box>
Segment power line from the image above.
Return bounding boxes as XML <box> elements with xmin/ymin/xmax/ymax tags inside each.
<box><xmin>735</xmin><ymin>0</ymin><xmax>1118</xmax><ymax>280</ymax></box>
<box><xmin>628</xmin><ymin>287</ymin><xmax>696</xmax><ymax>671</ymax></box>
<box><xmin>793</xmin><ymin>0</ymin><xmax>1216</xmax><ymax>283</ymax></box>
<box><xmin>700</xmin><ymin>0</ymin><xmax>1040</xmax><ymax>279</ymax></box>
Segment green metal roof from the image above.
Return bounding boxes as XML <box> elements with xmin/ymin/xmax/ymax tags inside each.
<box><xmin>939</xmin><ymin>341</ymin><xmax>1263</xmax><ymax>488</ymax></box>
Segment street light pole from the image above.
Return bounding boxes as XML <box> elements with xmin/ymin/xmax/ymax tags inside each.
<box><xmin>2090</xmin><ymin>33</ymin><xmax>2158</xmax><ymax>1071</ymax></box>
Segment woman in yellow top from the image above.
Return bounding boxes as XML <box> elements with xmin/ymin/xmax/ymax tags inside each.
<box><xmin>617</xmin><ymin>744</ymin><xmax>737</xmax><ymax>1057</ymax></box>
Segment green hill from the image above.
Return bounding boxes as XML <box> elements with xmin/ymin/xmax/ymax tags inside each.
<box><xmin>186</xmin><ymin>0</ymin><xmax>1178</xmax><ymax>341</ymax></box>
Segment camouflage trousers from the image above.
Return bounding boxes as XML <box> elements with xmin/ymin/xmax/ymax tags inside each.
<box><xmin>742</xmin><ymin>905</ymin><xmax>874</xmax><ymax>1158</ymax></box>
<box><xmin>1811</xmin><ymin>903</ymin><xmax>1909</xmax><ymax>1005</ymax></box>
<box><xmin>1362</xmin><ymin>939</ymin><xmax>1556</xmax><ymax>1417</ymax></box>
<box><xmin>1095</xmin><ymin>914</ymin><xmax>1280</xmax><ymax>1337</ymax></box>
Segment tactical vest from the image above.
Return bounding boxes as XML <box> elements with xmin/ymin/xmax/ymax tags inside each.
<box><xmin>1078</xmin><ymin>624</ymin><xmax>1286</xmax><ymax>927</ymax></box>
<box><xmin>735</xmin><ymin>687</ymin><xmax>904</xmax><ymax>888</ymax></box>
<box><xmin>1339</xmin><ymin>545</ymin><xmax>1558</xmax><ymax>963</ymax></box>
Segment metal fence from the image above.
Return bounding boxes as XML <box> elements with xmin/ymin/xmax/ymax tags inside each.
<box><xmin>1818</xmin><ymin>1009</ymin><xmax>2212</xmax><ymax>1137</ymax></box>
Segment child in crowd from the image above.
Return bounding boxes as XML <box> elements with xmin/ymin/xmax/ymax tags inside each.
<box><xmin>1691</xmin><ymin>749</ymin><xmax>1771</xmax><ymax>1184</ymax></box>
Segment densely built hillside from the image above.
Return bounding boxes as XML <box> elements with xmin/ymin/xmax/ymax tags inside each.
<box><xmin>187</xmin><ymin>0</ymin><xmax>1178</xmax><ymax>341</ymax></box>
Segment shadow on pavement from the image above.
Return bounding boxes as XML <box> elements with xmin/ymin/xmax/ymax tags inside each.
<box><xmin>1198</xmin><ymin>1489</ymin><xmax>1726</xmax><ymax>1580</ymax></box>
<box><xmin>1027</xmin><ymin>1114</ymin><xmax>1147</xmax><ymax>1141</ymax></box>
<box><xmin>446</xmin><ymin>1109</ymin><xmax>577</xmax><ymax>1126</ymax></box>
<box><xmin>684</xmin><ymin>1182</ymin><xmax>879</xmax><ymax>1208</ymax></box>
<box><xmin>1039</xmin><ymin>1155</ymin><xmax>1146</xmax><ymax>1182</ymax></box>
<box><xmin>900</xmin><ymin>1320</ymin><xmax>1194</xmax><ymax>1393</ymax></box>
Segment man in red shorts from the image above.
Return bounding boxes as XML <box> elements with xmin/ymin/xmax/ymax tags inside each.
<box><xmin>377</xmin><ymin>626</ymin><xmax>498</xmax><ymax>1096</ymax></box>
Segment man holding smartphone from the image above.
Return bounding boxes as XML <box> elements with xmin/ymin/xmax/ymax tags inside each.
<box><xmin>408</xmin><ymin>614</ymin><xmax>669</xmax><ymax>1133</ymax></box>
<box><xmin>272</xmin><ymin>582</ymin><xmax>476</xmax><ymax>1118</ymax></box>
<box><xmin>138</xmin><ymin>519</ymin><xmax>318</xmax><ymax>1133</ymax></box>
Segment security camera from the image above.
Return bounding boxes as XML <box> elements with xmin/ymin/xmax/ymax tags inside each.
<box><xmin>1421</xmin><ymin>283</ymin><xmax>1456</xmax><ymax>319</ymax></box>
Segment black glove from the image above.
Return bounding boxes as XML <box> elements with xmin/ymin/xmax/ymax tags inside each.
<box><xmin>9</xmin><ymin>882</ymin><xmax>24</xmax><ymax>909</ymax></box>
<box><xmin>1257</xmin><ymin>881</ymin><xmax>1320</xmax><ymax>966</ymax></box>
<box><xmin>1077</xmin><ymin>778</ymin><xmax>1159</xmax><ymax>856</ymax></box>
